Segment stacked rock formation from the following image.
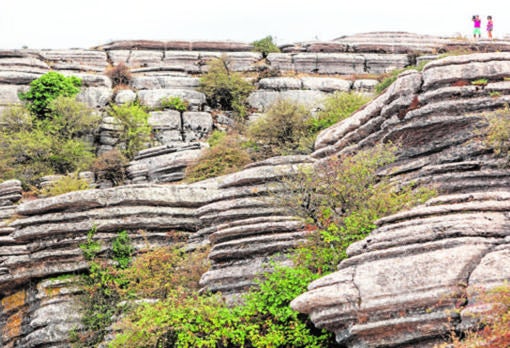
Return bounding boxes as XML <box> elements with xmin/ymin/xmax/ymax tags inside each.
<box><xmin>1</xmin><ymin>35</ymin><xmax>510</xmax><ymax>347</ymax></box>
<box><xmin>291</xmin><ymin>52</ymin><xmax>510</xmax><ymax>347</ymax></box>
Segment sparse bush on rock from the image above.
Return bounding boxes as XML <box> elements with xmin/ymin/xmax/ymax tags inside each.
<box><xmin>105</xmin><ymin>62</ymin><xmax>132</xmax><ymax>89</ymax></box>
<box><xmin>185</xmin><ymin>133</ymin><xmax>252</xmax><ymax>182</ymax></box>
<box><xmin>199</xmin><ymin>56</ymin><xmax>254</xmax><ymax>118</ymax></box>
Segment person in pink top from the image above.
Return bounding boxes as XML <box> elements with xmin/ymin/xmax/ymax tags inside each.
<box><xmin>472</xmin><ymin>15</ymin><xmax>481</xmax><ymax>40</ymax></box>
<box><xmin>487</xmin><ymin>16</ymin><xmax>494</xmax><ymax>40</ymax></box>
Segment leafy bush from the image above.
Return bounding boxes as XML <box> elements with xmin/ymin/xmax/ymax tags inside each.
<box><xmin>252</xmin><ymin>35</ymin><xmax>281</xmax><ymax>57</ymax></box>
<box><xmin>112</xmin><ymin>231</ymin><xmax>134</xmax><ymax>269</ymax></box>
<box><xmin>107</xmin><ymin>103</ymin><xmax>151</xmax><ymax>159</ymax></box>
<box><xmin>185</xmin><ymin>134</ymin><xmax>252</xmax><ymax>182</ymax></box>
<box><xmin>160</xmin><ymin>96</ymin><xmax>188</xmax><ymax>112</ymax></box>
<box><xmin>199</xmin><ymin>56</ymin><xmax>254</xmax><ymax>118</ymax></box>
<box><xmin>0</xmin><ymin>99</ymin><xmax>98</xmax><ymax>186</ymax></box>
<box><xmin>40</xmin><ymin>174</ymin><xmax>90</xmax><ymax>197</ymax></box>
<box><xmin>109</xmin><ymin>248</ymin><xmax>335</xmax><ymax>348</ymax></box>
<box><xmin>105</xmin><ymin>62</ymin><xmax>132</xmax><ymax>88</ymax></box>
<box><xmin>308</xmin><ymin>92</ymin><xmax>370</xmax><ymax>134</ymax></box>
<box><xmin>75</xmin><ymin>228</ymin><xmax>135</xmax><ymax>346</ymax></box>
<box><xmin>281</xmin><ymin>143</ymin><xmax>436</xmax><ymax>271</ymax></box>
<box><xmin>19</xmin><ymin>71</ymin><xmax>81</xmax><ymax>118</ymax></box>
<box><xmin>92</xmin><ymin>149</ymin><xmax>128</xmax><ymax>186</ymax></box>
<box><xmin>247</xmin><ymin>99</ymin><xmax>312</xmax><ymax>157</ymax></box>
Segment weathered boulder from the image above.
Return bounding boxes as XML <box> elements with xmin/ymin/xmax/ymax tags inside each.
<box><xmin>0</xmin><ymin>180</ymin><xmax>22</xmax><ymax>206</ymax></box>
<box><xmin>182</xmin><ymin>112</ymin><xmax>213</xmax><ymax>141</ymax></box>
<box><xmin>76</xmin><ymin>87</ymin><xmax>113</xmax><ymax>109</ymax></box>
<box><xmin>127</xmin><ymin>143</ymin><xmax>205</xmax><ymax>183</ymax></box>
<box><xmin>131</xmin><ymin>76</ymin><xmax>200</xmax><ymax>90</ymax></box>
<box><xmin>137</xmin><ymin>89</ymin><xmax>206</xmax><ymax>110</ymax></box>
<box><xmin>114</xmin><ymin>89</ymin><xmax>137</xmax><ymax>104</ymax></box>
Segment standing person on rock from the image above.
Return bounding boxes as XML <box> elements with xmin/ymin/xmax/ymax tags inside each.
<box><xmin>473</xmin><ymin>15</ymin><xmax>482</xmax><ymax>40</ymax></box>
<box><xmin>487</xmin><ymin>16</ymin><xmax>494</xmax><ymax>40</ymax></box>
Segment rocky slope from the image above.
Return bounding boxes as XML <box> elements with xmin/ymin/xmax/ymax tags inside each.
<box><xmin>0</xmin><ymin>34</ymin><xmax>510</xmax><ymax>346</ymax></box>
<box><xmin>291</xmin><ymin>52</ymin><xmax>510</xmax><ymax>347</ymax></box>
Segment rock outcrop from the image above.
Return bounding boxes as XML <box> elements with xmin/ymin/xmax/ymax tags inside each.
<box><xmin>291</xmin><ymin>52</ymin><xmax>510</xmax><ymax>347</ymax></box>
<box><xmin>1</xmin><ymin>35</ymin><xmax>510</xmax><ymax>347</ymax></box>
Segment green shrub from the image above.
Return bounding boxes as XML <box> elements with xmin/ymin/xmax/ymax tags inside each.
<box><xmin>19</xmin><ymin>71</ymin><xmax>81</xmax><ymax>118</ymax></box>
<box><xmin>0</xmin><ymin>105</ymin><xmax>33</xmax><ymax>132</ymax></box>
<box><xmin>109</xmin><ymin>248</ymin><xmax>335</xmax><ymax>348</ymax></box>
<box><xmin>92</xmin><ymin>149</ymin><xmax>128</xmax><ymax>186</ymax></box>
<box><xmin>281</xmin><ymin>143</ymin><xmax>436</xmax><ymax>271</ymax></box>
<box><xmin>160</xmin><ymin>96</ymin><xmax>188</xmax><ymax>112</ymax></box>
<box><xmin>252</xmin><ymin>35</ymin><xmax>281</xmax><ymax>57</ymax></box>
<box><xmin>206</xmin><ymin>129</ymin><xmax>227</xmax><ymax>147</ymax></box>
<box><xmin>308</xmin><ymin>92</ymin><xmax>370</xmax><ymax>133</ymax></box>
<box><xmin>185</xmin><ymin>134</ymin><xmax>252</xmax><ymax>182</ymax></box>
<box><xmin>40</xmin><ymin>174</ymin><xmax>90</xmax><ymax>197</ymax></box>
<box><xmin>199</xmin><ymin>56</ymin><xmax>254</xmax><ymax>118</ymax></box>
<box><xmin>112</xmin><ymin>231</ymin><xmax>134</xmax><ymax>269</ymax></box>
<box><xmin>105</xmin><ymin>63</ymin><xmax>132</xmax><ymax>88</ymax></box>
<box><xmin>374</xmin><ymin>69</ymin><xmax>403</xmax><ymax>94</ymax></box>
<box><xmin>0</xmin><ymin>103</ymin><xmax>97</xmax><ymax>186</ymax></box>
<box><xmin>471</xmin><ymin>78</ymin><xmax>488</xmax><ymax>86</ymax></box>
<box><xmin>247</xmin><ymin>99</ymin><xmax>312</xmax><ymax>157</ymax></box>
<box><xmin>107</xmin><ymin>103</ymin><xmax>151</xmax><ymax>159</ymax></box>
<box><xmin>48</xmin><ymin>96</ymin><xmax>101</xmax><ymax>137</ymax></box>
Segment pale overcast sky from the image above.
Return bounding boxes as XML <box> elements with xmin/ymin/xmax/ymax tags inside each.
<box><xmin>0</xmin><ymin>0</ymin><xmax>508</xmax><ymax>49</ymax></box>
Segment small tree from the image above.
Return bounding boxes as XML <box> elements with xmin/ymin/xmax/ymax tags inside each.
<box><xmin>252</xmin><ymin>35</ymin><xmax>281</xmax><ymax>57</ymax></box>
<box><xmin>19</xmin><ymin>71</ymin><xmax>82</xmax><ymax>118</ymax></box>
<box><xmin>199</xmin><ymin>56</ymin><xmax>254</xmax><ymax>118</ymax></box>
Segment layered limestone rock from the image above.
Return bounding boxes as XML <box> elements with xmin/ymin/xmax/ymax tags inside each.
<box><xmin>291</xmin><ymin>52</ymin><xmax>510</xmax><ymax>347</ymax></box>
<box><xmin>194</xmin><ymin>155</ymin><xmax>316</xmax><ymax>297</ymax></box>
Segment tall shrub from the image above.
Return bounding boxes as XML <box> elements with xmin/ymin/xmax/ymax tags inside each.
<box><xmin>199</xmin><ymin>56</ymin><xmax>254</xmax><ymax>118</ymax></box>
<box><xmin>107</xmin><ymin>103</ymin><xmax>151</xmax><ymax>159</ymax></box>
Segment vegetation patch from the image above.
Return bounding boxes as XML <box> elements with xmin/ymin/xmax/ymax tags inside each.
<box><xmin>199</xmin><ymin>56</ymin><xmax>254</xmax><ymax>119</ymax></box>
<box><xmin>252</xmin><ymin>35</ymin><xmax>281</xmax><ymax>57</ymax></box>
<box><xmin>107</xmin><ymin>103</ymin><xmax>151</xmax><ymax>159</ymax></box>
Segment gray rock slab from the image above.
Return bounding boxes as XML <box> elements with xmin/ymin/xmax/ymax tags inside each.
<box><xmin>138</xmin><ymin>89</ymin><xmax>206</xmax><ymax>109</ymax></box>
<box><xmin>247</xmin><ymin>90</ymin><xmax>326</xmax><ymax>112</ymax></box>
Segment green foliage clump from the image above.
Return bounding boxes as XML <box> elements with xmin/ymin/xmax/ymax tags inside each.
<box><xmin>185</xmin><ymin>134</ymin><xmax>252</xmax><ymax>182</ymax></box>
<box><xmin>109</xmin><ymin>247</ymin><xmax>335</xmax><ymax>348</ymax></box>
<box><xmin>282</xmin><ymin>143</ymin><xmax>436</xmax><ymax>271</ymax></box>
<box><xmin>206</xmin><ymin>130</ymin><xmax>227</xmax><ymax>147</ymax></box>
<box><xmin>199</xmin><ymin>56</ymin><xmax>254</xmax><ymax>118</ymax></box>
<box><xmin>91</xmin><ymin>149</ymin><xmax>128</xmax><ymax>186</ymax></box>
<box><xmin>308</xmin><ymin>92</ymin><xmax>370</xmax><ymax>133</ymax></box>
<box><xmin>0</xmin><ymin>97</ymin><xmax>99</xmax><ymax>186</ymax></box>
<box><xmin>107</xmin><ymin>103</ymin><xmax>151</xmax><ymax>159</ymax></box>
<box><xmin>471</xmin><ymin>78</ymin><xmax>488</xmax><ymax>86</ymax></box>
<box><xmin>112</xmin><ymin>231</ymin><xmax>134</xmax><ymax>269</ymax></box>
<box><xmin>40</xmin><ymin>174</ymin><xmax>90</xmax><ymax>197</ymax></box>
<box><xmin>160</xmin><ymin>96</ymin><xmax>188</xmax><ymax>112</ymax></box>
<box><xmin>19</xmin><ymin>71</ymin><xmax>81</xmax><ymax>118</ymax></box>
<box><xmin>252</xmin><ymin>35</ymin><xmax>281</xmax><ymax>57</ymax></box>
<box><xmin>75</xmin><ymin>228</ymin><xmax>135</xmax><ymax>346</ymax></box>
<box><xmin>247</xmin><ymin>99</ymin><xmax>312</xmax><ymax>157</ymax></box>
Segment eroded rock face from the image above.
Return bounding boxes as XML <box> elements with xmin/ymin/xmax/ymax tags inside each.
<box><xmin>291</xmin><ymin>52</ymin><xmax>510</xmax><ymax>347</ymax></box>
